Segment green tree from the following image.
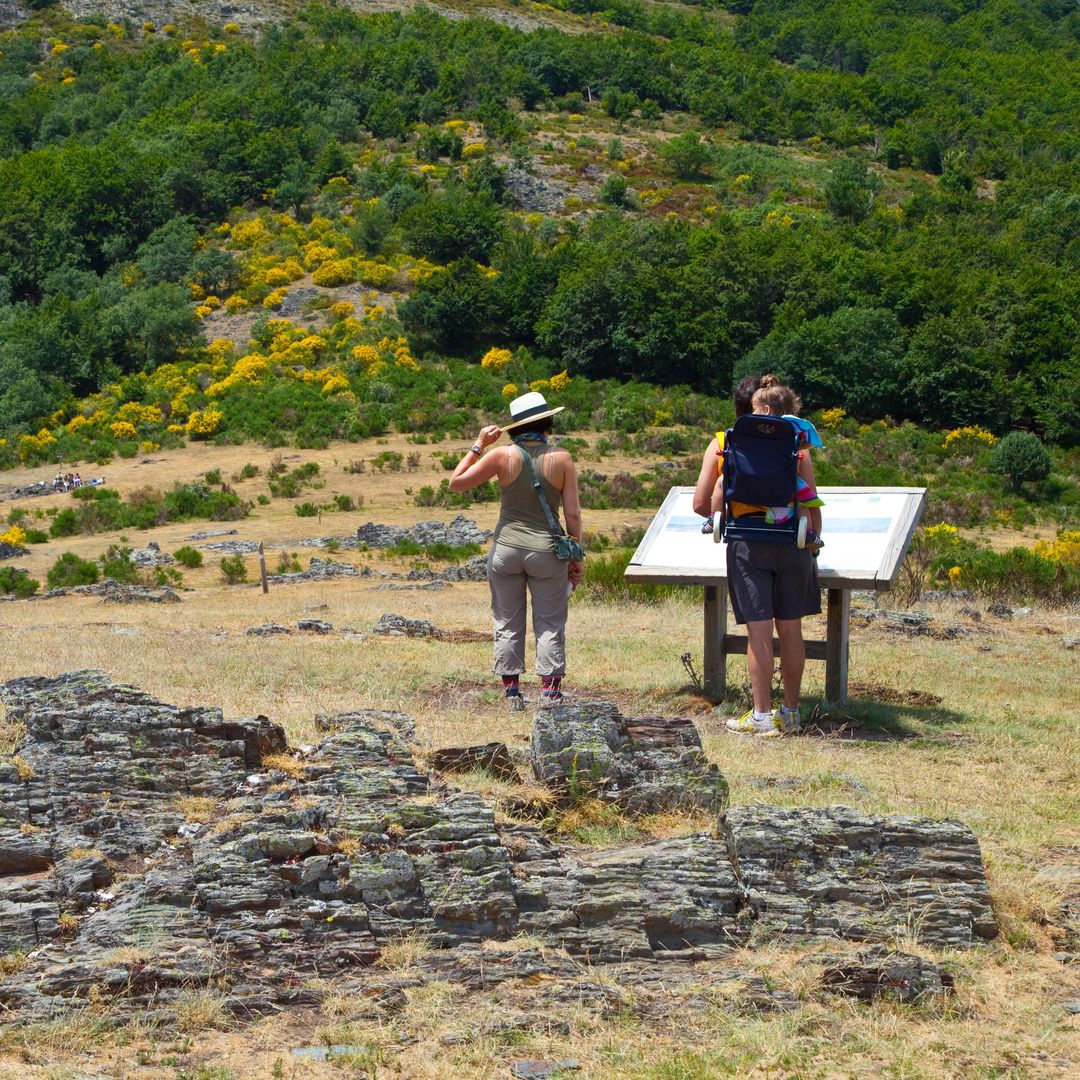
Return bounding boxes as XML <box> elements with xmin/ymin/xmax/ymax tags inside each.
<box><xmin>400</xmin><ymin>187</ymin><xmax>505</xmax><ymax>263</ymax></box>
<box><xmin>990</xmin><ymin>432</ymin><xmax>1052</xmax><ymax>490</ymax></box>
<box><xmin>660</xmin><ymin>132</ymin><xmax>711</xmax><ymax>180</ymax></box>
<box><xmin>825</xmin><ymin>157</ymin><xmax>880</xmax><ymax>223</ymax></box>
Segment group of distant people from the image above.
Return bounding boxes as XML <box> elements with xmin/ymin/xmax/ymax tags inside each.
<box><xmin>53</xmin><ymin>472</ymin><xmax>84</xmax><ymax>492</ymax></box>
<box><xmin>9</xmin><ymin>474</ymin><xmax>105</xmax><ymax>500</ymax></box>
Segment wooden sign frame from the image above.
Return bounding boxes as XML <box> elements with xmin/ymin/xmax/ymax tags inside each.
<box><xmin>624</xmin><ymin>487</ymin><xmax>927</xmax><ymax>703</ymax></box>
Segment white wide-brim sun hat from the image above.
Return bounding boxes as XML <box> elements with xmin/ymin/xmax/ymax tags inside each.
<box><xmin>502</xmin><ymin>391</ymin><xmax>565</xmax><ymax>431</ymax></box>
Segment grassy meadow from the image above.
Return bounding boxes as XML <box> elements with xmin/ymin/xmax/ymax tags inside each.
<box><xmin>0</xmin><ymin>433</ymin><xmax>1077</xmax><ymax>1079</ymax></box>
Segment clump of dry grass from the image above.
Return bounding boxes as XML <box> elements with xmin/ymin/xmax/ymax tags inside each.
<box><xmin>0</xmin><ymin>703</ymin><xmax>27</xmax><ymax>757</ymax></box>
<box><xmin>0</xmin><ymin>950</ymin><xmax>28</xmax><ymax>976</ymax></box>
<box><xmin>174</xmin><ymin>795</ymin><xmax>218</xmax><ymax>823</ymax></box>
<box><xmin>67</xmin><ymin>847</ymin><xmax>104</xmax><ymax>860</ymax></box>
<box><xmin>174</xmin><ymin>988</ymin><xmax>229</xmax><ymax>1033</ymax></box>
<box><xmin>374</xmin><ymin>931</ymin><xmax>432</xmax><ymax>973</ymax></box>
<box><xmin>261</xmin><ymin>752</ymin><xmax>310</xmax><ymax>779</ymax></box>
<box><xmin>0</xmin><ymin>1010</ymin><xmax>113</xmax><ymax>1064</ymax></box>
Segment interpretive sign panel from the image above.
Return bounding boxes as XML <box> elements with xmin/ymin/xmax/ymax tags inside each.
<box><xmin>626</xmin><ymin>487</ymin><xmax>926</xmax><ymax>591</ymax></box>
<box><xmin>625</xmin><ymin>486</ymin><xmax>926</xmax><ymax>703</ymax></box>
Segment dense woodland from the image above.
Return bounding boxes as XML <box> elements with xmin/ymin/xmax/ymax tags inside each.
<box><xmin>1</xmin><ymin>1</ymin><xmax>1079</xmax><ymax>444</ymax></box>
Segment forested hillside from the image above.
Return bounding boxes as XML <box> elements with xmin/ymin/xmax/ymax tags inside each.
<box><xmin>1</xmin><ymin>1</ymin><xmax>1078</xmax><ymax>455</ymax></box>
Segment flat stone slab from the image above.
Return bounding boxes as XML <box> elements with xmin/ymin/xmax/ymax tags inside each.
<box><xmin>356</xmin><ymin>515</ymin><xmax>490</xmax><ymax>549</ymax></box>
<box><xmin>0</xmin><ymin>673</ymin><xmax>997</xmax><ymax>1025</ymax></box>
<box><xmin>531</xmin><ymin>702</ymin><xmax>729</xmax><ymax>814</ymax></box>
<box><xmin>727</xmin><ymin>805</ymin><xmax>998</xmax><ymax>947</ymax></box>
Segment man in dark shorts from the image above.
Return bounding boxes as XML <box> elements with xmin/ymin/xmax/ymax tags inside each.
<box><xmin>723</xmin><ymin>540</ymin><xmax>820</xmax><ymax>736</ymax></box>
<box><xmin>692</xmin><ymin>374</ymin><xmax>820</xmax><ymax>738</ymax></box>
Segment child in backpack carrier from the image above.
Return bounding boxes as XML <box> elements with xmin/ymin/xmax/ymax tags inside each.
<box><xmin>744</xmin><ymin>377</ymin><xmax>824</xmax><ymax>550</ymax></box>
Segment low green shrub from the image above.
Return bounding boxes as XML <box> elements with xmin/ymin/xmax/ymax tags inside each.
<box><xmin>385</xmin><ymin>539</ymin><xmax>482</xmax><ymax>562</ymax></box>
<box><xmin>173</xmin><ymin>546</ymin><xmax>204</xmax><ymax>569</ymax></box>
<box><xmin>414</xmin><ymin>479</ymin><xmax>498</xmax><ymax>508</ymax></box>
<box><xmin>47</xmin><ymin>552</ymin><xmax>100</xmax><ymax>589</ymax></box>
<box><xmin>371</xmin><ymin>451</ymin><xmax>403</xmax><ymax>472</ymax></box>
<box><xmin>49</xmin><ymin>508</ymin><xmax>79</xmax><ymax>538</ymax></box>
<box><xmin>295</xmin><ymin>502</ymin><xmax>320</xmax><ymax>517</ymax></box>
<box><xmin>334</xmin><ymin>494</ymin><xmax>357</xmax><ymax>511</ymax></box>
<box><xmin>101</xmin><ymin>546</ymin><xmax>138</xmax><ymax>584</ymax></box>
<box><xmin>0</xmin><ymin>567</ymin><xmax>39</xmax><ymax>598</ymax></box>
<box><xmin>572</xmin><ymin>549</ymin><xmax>694</xmax><ymax>605</ymax></box>
<box><xmin>275</xmin><ymin>553</ymin><xmax>302</xmax><ymax>574</ymax></box>
<box><xmin>219</xmin><ymin>555</ymin><xmax>248</xmax><ymax>584</ymax></box>
<box><xmin>204</xmin><ymin>468</ymin><xmax>222</xmax><ymax>485</ymax></box>
<box><xmin>24</xmin><ymin>529</ymin><xmax>48</xmax><ymax>544</ymax></box>
<box><xmin>268</xmin><ymin>462</ymin><xmax>321</xmax><ymax>498</ymax></box>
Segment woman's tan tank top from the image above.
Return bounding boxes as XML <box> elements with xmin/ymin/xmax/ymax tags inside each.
<box><xmin>493</xmin><ymin>442</ymin><xmax>563</xmax><ymax>552</ymax></box>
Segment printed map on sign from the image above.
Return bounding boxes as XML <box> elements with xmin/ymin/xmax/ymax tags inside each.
<box><xmin>627</xmin><ymin>487</ymin><xmax>926</xmax><ymax>590</ymax></box>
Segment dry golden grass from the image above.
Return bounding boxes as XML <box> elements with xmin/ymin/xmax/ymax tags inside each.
<box><xmin>373</xmin><ymin>930</ymin><xmax>433</xmax><ymax>973</ymax></box>
<box><xmin>173</xmin><ymin>988</ymin><xmax>229</xmax><ymax>1034</ymax></box>
<box><xmin>0</xmin><ymin>435</ymin><xmax>1077</xmax><ymax>1078</ymax></box>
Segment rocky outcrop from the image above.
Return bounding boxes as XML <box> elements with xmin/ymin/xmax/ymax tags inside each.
<box><xmin>0</xmin><ymin>541</ymin><xmax>27</xmax><ymax>560</ymax></box>
<box><xmin>531</xmin><ymin>702</ymin><xmax>729</xmax><ymax>815</ymax></box>
<box><xmin>820</xmin><ymin>946</ymin><xmax>955</xmax><ymax>1001</ymax></box>
<box><xmin>0</xmin><ymin>673</ymin><xmax>997</xmax><ymax>1024</ymax></box>
<box><xmin>38</xmin><ymin>580</ymin><xmax>182</xmax><ymax>603</ymax></box>
<box><xmin>726</xmin><ymin>805</ymin><xmax>998</xmax><ymax>948</ymax></box>
<box><xmin>355</xmin><ymin>514</ymin><xmax>490</xmax><ymax>549</ymax></box>
<box><xmin>126</xmin><ymin>541</ymin><xmax>174</xmax><ymax>568</ymax></box>
<box><xmin>267</xmin><ymin>556</ymin><xmax>362</xmax><ymax>584</ymax></box>
<box><xmin>202</xmin><ymin>539</ymin><xmax>260</xmax><ymax>554</ymax></box>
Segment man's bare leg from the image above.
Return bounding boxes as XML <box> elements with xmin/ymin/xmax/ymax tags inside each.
<box><xmin>775</xmin><ymin>618</ymin><xmax>805</xmax><ymax>710</ymax></box>
<box><xmin>745</xmin><ymin>619</ymin><xmax>775</xmax><ymax>714</ymax></box>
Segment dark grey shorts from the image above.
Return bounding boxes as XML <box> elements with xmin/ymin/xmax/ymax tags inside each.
<box><xmin>726</xmin><ymin>541</ymin><xmax>821</xmax><ymax>624</ymax></box>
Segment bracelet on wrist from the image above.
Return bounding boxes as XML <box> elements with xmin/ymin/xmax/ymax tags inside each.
<box><xmin>470</xmin><ymin>444</ymin><xmax>484</xmax><ymax>456</ymax></box>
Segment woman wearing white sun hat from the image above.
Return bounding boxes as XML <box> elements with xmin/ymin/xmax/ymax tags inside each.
<box><xmin>449</xmin><ymin>391</ymin><xmax>583</xmax><ymax>710</ymax></box>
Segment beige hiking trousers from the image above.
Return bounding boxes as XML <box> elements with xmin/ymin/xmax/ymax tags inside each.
<box><xmin>487</xmin><ymin>542</ymin><xmax>568</xmax><ymax>676</ymax></box>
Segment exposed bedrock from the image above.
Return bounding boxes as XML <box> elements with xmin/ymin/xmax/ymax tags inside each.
<box><xmin>0</xmin><ymin>673</ymin><xmax>996</xmax><ymax>1022</ymax></box>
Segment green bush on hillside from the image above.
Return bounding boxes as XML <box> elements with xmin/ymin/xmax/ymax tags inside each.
<box><xmin>991</xmin><ymin>432</ymin><xmax>1053</xmax><ymax>490</ymax></box>
<box><xmin>219</xmin><ymin>555</ymin><xmax>248</xmax><ymax>585</ymax></box>
<box><xmin>47</xmin><ymin>553</ymin><xmax>100</xmax><ymax>590</ymax></box>
<box><xmin>0</xmin><ymin>567</ymin><xmax>39</xmax><ymax>598</ymax></box>
<box><xmin>173</xmin><ymin>546</ymin><xmax>204</xmax><ymax>569</ymax></box>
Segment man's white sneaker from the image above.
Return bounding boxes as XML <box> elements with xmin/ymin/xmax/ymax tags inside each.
<box><xmin>725</xmin><ymin>709</ymin><xmax>776</xmax><ymax>735</ymax></box>
<box><xmin>755</xmin><ymin>707</ymin><xmax>801</xmax><ymax>738</ymax></box>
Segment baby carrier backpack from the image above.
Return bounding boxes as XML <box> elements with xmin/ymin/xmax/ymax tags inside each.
<box><xmin>713</xmin><ymin>413</ymin><xmax>809</xmax><ymax>548</ymax></box>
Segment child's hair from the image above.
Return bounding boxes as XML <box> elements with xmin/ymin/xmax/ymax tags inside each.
<box><xmin>751</xmin><ymin>374</ymin><xmax>801</xmax><ymax>417</ymax></box>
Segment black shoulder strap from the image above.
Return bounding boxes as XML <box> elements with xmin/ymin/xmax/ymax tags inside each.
<box><xmin>515</xmin><ymin>443</ymin><xmax>562</xmax><ymax>540</ymax></box>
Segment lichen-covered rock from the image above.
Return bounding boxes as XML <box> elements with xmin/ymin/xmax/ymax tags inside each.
<box><xmin>356</xmin><ymin>515</ymin><xmax>491</xmax><ymax>549</ymax></box>
<box><xmin>374</xmin><ymin>613</ymin><xmax>439</xmax><ymax>638</ymax></box>
<box><xmin>431</xmin><ymin>743</ymin><xmax>517</xmax><ymax>781</ymax></box>
<box><xmin>725</xmin><ymin>805</ymin><xmax>998</xmax><ymax>948</ymax></box>
<box><xmin>39</xmin><ymin>580</ymin><xmax>181</xmax><ymax>603</ymax></box>
<box><xmin>530</xmin><ymin>703</ymin><xmax>729</xmax><ymax>815</ymax></box>
<box><xmin>203</xmin><ymin>539</ymin><xmax>260</xmax><ymax>554</ymax></box>
<box><xmin>820</xmin><ymin>946</ymin><xmax>955</xmax><ymax>1001</ymax></box>
<box><xmin>246</xmin><ymin>623</ymin><xmax>293</xmax><ymax>636</ymax></box>
<box><xmin>0</xmin><ymin>541</ymin><xmax>26</xmax><ymax>560</ymax></box>
<box><xmin>268</xmin><ymin>557</ymin><xmax>361</xmax><ymax>585</ymax></box>
<box><xmin>126</xmin><ymin>541</ymin><xmax>174</xmax><ymax>568</ymax></box>
<box><xmin>0</xmin><ymin>673</ymin><xmax>996</xmax><ymax>1025</ymax></box>
<box><xmin>298</xmin><ymin>619</ymin><xmax>334</xmax><ymax>634</ymax></box>
<box><xmin>440</xmin><ymin>555</ymin><xmax>489</xmax><ymax>582</ymax></box>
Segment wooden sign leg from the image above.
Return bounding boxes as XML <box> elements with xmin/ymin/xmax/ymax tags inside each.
<box><xmin>824</xmin><ymin>588</ymin><xmax>850</xmax><ymax>704</ymax></box>
<box><xmin>703</xmin><ymin>583</ymin><xmax>728</xmax><ymax>703</ymax></box>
